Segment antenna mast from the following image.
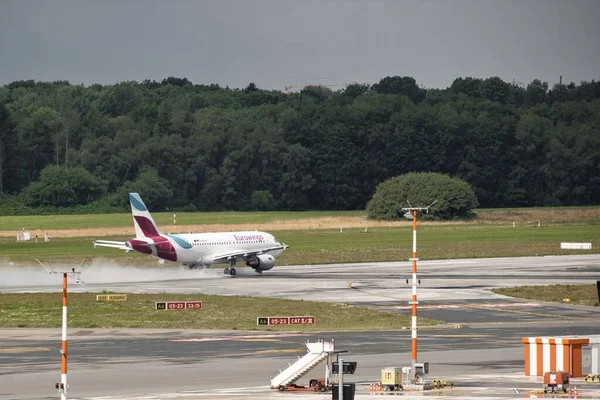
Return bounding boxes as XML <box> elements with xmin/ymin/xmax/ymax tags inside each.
<box><xmin>38</xmin><ymin>260</ymin><xmax>84</xmax><ymax>400</ymax></box>
<box><xmin>400</xmin><ymin>200</ymin><xmax>436</xmax><ymax>382</ymax></box>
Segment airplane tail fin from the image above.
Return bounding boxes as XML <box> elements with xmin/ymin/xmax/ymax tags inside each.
<box><xmin>129</xmin><ymin>193</ymin><xmax>162</xmax><ymax>238</ymax></box>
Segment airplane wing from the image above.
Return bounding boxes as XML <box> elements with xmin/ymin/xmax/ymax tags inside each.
<box><xmin>210</xmin><ymin>243</ymin><xmax>289</xmax><ymax>263</ymax></box>
<box><xmin>93</xmin><ymin>240</ymin><xmax>131</xmax><ymax>251</ymax></box>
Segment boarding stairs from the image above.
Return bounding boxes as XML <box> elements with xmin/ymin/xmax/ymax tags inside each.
<box><xmin>270</xmin><ymin>339</ymin><xmax>335</xmax><ymax>389</ymax></box>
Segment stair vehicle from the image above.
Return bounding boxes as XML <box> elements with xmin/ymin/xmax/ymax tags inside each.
<box><xmin>270</xmin><ymin>339</ymin><xmax>336</xmax><ymax>392</ymax></box>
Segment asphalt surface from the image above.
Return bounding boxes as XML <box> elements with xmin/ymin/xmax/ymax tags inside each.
<box><xmin>1</xmin><ymin>255</ymin><xmax>600</xmax><ymax>399</ymax></box>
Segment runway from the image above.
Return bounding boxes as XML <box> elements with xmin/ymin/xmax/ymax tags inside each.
<box><xmin>1</xmin><ymin>255</ymin><xmax>600</xmax><ymax>399</ymax></box>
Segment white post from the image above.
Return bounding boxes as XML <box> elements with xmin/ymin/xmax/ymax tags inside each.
<box><xmin>592</xmin><ymin>343</ymin><xmax>599</xmax><ymax>375</ymax></box>
<box><xmin>325</xmin><ymin>354</ymin><xmax>329</xmax><ymax>386</ymax></box>
<box><xmin>338</xmin><ymin>358</ymin><xmax>344</xmax><ymax>400</ymax></box>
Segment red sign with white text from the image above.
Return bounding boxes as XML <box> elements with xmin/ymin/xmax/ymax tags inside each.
<box><xmin>167</xmin><ymin>301</ymin><xmax>186</xmax><ymax>310</ymax></box>
<box><xmin>289</xmin><ymin>316</ymin><xmax>315</xmax><ymax>325</ymax></box>
<box><xmin>185</xmin><ymin>301</ymin><xmax>202</xmax><ymax>309</ymax></box>
<box><xmin>268</xmin><ymin>317</ymin><xmax>290</xmax><ymax>325</ymax></box>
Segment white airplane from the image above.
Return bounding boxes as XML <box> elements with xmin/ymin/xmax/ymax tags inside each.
<box><xmin>94</xmin><ymin>193</ymin><xmax>288</xmax><ymax>276</ymax></box>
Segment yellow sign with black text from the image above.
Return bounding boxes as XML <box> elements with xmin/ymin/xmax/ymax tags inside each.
<box><xmin>96</xmin><ymin>294</ymin><xmax>128</xmax><ymax>302</ymax></box>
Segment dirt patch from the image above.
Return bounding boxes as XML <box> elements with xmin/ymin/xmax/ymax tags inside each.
<box><xmin>1</xmin><ymin>208</ymin><xmax>597</xmax><ymax>238</ymax></box>
<box><xmin>476</xmin><ymin>208</ymin><xmax>600</xmax><ymax>223</ymax></box>
<box><xmin>0</xmin><ymin>217</ymin><xmax>412</xmax><ymax>238</ymax></box>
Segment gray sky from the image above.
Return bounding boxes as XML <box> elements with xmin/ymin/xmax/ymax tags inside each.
<box><xmin>0</xmin><ymin>0</ymin><xmax>598</xmax><ymax>90</ymax></box>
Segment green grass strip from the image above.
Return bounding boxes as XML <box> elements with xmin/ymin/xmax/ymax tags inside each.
<box><xmin>492</xmin><ymin>284</ymin><xmax>599</xmax><ymax>307</ymax></box>
<box><xmin>2</xmin><ymin>223</ymin><xmax>598</xmax><ymax>264</ymax></box>
<box><xmin>0</xmin><ymin>293</ymin><xmax>442</xmax><ymax>330</ymax></box>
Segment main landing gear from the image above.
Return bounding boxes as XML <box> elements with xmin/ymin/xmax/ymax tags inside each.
<box><xmin>224</xmin><ymin>258</ymin><xmax>237</xmax><ymax>276</ymax></box>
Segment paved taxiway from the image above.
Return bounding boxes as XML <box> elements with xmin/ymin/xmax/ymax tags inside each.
<box><xmin>1</xmin><ymin>255</ymin><xmax>600</xmax><ymax>399</ymax></box>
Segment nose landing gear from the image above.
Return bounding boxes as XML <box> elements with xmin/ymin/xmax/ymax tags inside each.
<box><xmin>224</xmin><ymin>258</ymin><xmax>237</xmax><ymax>276</ymax></box>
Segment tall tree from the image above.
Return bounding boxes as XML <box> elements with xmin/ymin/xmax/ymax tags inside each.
<box><xmin>480</xmin><ymin>77</ymin><xmax>510</xmax><ymax>103</ymax></box>
<box><xmin>18</xmin><ymin>107</ymin><xmax>63</xmax><ymax>183</ymax></box>
<box><xmin>0</xmin><ymin>104</ymin><xmax>19</xmax><ymax>194</ymax></box>
<box><xmin>525</xmin><ymin>79</ymin><xmax>548</xmax><ymax>106</ymax></box>
<box><xmin>372</xmin><ymin>76</ymin><xmax>425</xmax><ymax>103</ymax></box>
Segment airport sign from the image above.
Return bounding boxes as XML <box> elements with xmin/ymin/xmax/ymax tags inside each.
<box><xmin>290</xmin><ymin>316</ymin><xmax>315</xmax><ymax>325</ymax></box>
<box><xmin>155</xmin><ymin>301</ymin><xmax>202</xmax><ymax>310</ymax></box>
<box><xmin>268</xmin><ymin>317</ymin><xmax>290</xmax><ymax>325</ymax></box>
<box><xmin>332</xmin><ymin>361</ymin><xmax>357</xmax><ymax>375</ymax></box>
<box><xmin>167</xmin><ymin>301</ymin><xmax>186</xmax><ymax>310</ymax></box>
<box><xmin>256</xmin><ymin>316</ymin><xmax>315</xmax><ymax>326</ymax></box>
<box><xmin>185</xmin><ymin>301</ymin><xmax>202</xmax><ymax>309</ymax></box>
<box><xmin>96</xmin><ymin>294</ymin><xmax>127</xmax><ymax>301</ymax></box>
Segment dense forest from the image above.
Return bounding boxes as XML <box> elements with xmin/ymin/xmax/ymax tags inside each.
<box><xmin>0</xmin><ymin>75</ymin><xmax>599</xmax><ymax>214</ymax></box>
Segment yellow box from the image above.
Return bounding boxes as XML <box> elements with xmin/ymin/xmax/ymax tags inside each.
<box><xmin>381</xmin><ymin>367</ymin><xmax>401</xmax><ymax>385</ymax></box>
<box><xmin>96</xmin><ymin>294</ymin><xmax>127</xmax><ymax>301</ymax></box>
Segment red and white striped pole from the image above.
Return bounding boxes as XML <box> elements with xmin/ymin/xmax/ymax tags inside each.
<box><xmin>410</xmin><ymin>209</ymin><xmax>418</xmax><ymax>382</ymax></box>
<box><xmin>39</xmin><ymin>261</ymin><xmax>82</xmax><ymax>399</ymax></box>
<box><xmin>60</xmin><ymin>272</ymin><xmax>68</xmax><ymax>400</ymax></box>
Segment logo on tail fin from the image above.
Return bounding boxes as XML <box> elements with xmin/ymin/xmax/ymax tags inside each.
<box><xmin>129</xmin><ymin>193</ymin><xmax>161</xmax><ymax>238</ymax></box>
<box><xmin>129</xmin><ymin>193</ymin><xmax>148</xmax><ymax>212</ymax></box>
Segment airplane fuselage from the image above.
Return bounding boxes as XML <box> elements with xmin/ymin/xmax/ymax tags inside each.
<box><xmin>126</xmin><ymin>231</ymin><xmax>283</xmax><ymax>265</ymax></box>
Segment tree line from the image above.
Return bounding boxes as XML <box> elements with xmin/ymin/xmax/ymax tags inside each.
<box><xmin>0</xmin><ymin>75</ymin><xmax>599</xmax><ymax>214</ymax></box>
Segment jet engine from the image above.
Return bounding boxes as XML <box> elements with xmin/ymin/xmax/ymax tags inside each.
<box><xmin>246</xmin><ymin>254</ymin><xmax>275</xmax><ymax>270</ymax></box>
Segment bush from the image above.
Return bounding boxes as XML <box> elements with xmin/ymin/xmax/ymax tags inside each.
<box><xmin>23</xmin><ymin>165</ymin><xmax>106</xmax><ymax>207</ymax></box>
<box><xmin>366</xmin><ymin>172</ymin><xmax>479</xmax><ymax>220</ymax></box>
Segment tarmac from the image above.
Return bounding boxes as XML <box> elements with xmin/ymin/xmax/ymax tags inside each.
<box><xmin>1</xmin><ymin>255</ymin><xmax>600</xmax><ymax>399</ymax></box>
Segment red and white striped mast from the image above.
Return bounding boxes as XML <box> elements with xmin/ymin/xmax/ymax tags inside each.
<box><xmin>401</xmin><ymin>201</ymin><xmax>436</xmax><ymax>383</ymax></box>
<box><xmin>56</xmin><ymin>268</ymin><xmax>83</xmax><ymax>400</ymax></box>
<box><xmin>59</xmin><ymin>272</ymin><xmax>68</xmax><ymax>400</ymax></box>
<box><xmin>39</xmin><ymin>260</ymin><xmax>83</xmax><ymax>400</ymax></box>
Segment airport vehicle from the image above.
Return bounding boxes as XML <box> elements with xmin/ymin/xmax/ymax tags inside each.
<box><xmin>93</xmin><ymin>193</ymin><xmax>288</xmax><ymax>275</ymax></box>
<box><xmin>277</xmin><ymin>378</ymin><xmax>329</xmax><ymax>392</ymax></box>
<box><xmin>543</xmin><ymin>371</ymin><xmax>570</xmax><ymax>393</ymax></box>
<box><xmin>380</xmin><ymin>367</ymin><xmax>404</xmax><ymax>391</ymax></box>
<box><xmin>270</xmin><ymin>339</ymin><xmax>335</xmax><ymax>391</ymax></box>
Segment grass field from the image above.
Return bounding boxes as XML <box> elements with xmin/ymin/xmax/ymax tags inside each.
<box><xmin>1</xmin><ymin>223</ymin><xmax>598</xmax><ymax>265</ymax></box>
<box><xmin>0</xmin><ymin>293</ymin><xmax>442</xmax><ymax>330</ymax></box>
<box><xmin>492</xmin><ymin>284</ymin><xmax>599</xmax><ymax>307</ymax></box>
<box><xmin>1</xmin><ymin>207</ymin><xmax>598</xmax><ymax>330</ymax></box>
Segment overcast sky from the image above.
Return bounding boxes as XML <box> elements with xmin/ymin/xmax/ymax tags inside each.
<box><xmin>0</xmin><ymin>0</ymin><xmax>598</xmax><ymax>90</ymax></box>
